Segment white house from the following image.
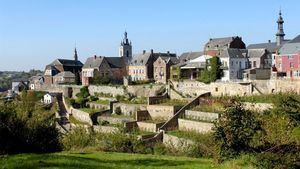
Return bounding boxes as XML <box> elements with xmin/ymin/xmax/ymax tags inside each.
<box><xmin>220</xmin><ymin>49</ymin><xmax>249</xmax><ymax>81</ymax></box>
<box><xmin>43</xmin><ymin>93</ymin><xmax>56</xmax><ymax>104</ymax></box>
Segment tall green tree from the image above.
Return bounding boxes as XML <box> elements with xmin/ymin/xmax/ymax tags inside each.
<box><xmin>197</xmin><ymin>57</ymin><xmax>222</xmax><ymax>83</ymax></box>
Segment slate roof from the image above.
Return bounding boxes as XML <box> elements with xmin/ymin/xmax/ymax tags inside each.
<box><xmin>105</xmin><ymin>57</ymin><xmax>125</xmax><ymax>68</ymax></box>
<box><xmin>247</xmin><ymin>40</ymin><xmax>290</xmax><ymax>53</ymax></box>
<box><xmin>83</xmin><ymin>56</ymin><xmax>125</xmax><ymax>69</ymax></box>
<box><xmin>159</xmin><ymin>56</ymin><xmax>179</xmax><ymax>65</ymax></box>
<box><xmin>247</xmin><ymin>49</ymin><xmax>266</xmax><ymax>58</ymax></box>
<box><xmin>50</xmin><ymin>59</ymin><xmax>83</xmax><ymax>67</ymax></box>
<box><xmin>205</xmin><ymin>36</ymin><xmax>244</xmax><ymax>50</ymax></box>
<box><xmin>288</xmin><ymin>35</ymin><xmax>300</xmax><ymax>43</ymax></box>
<box><xmin>219</xmin><ymin>48</ymin><xmax>248</xmax><ymax>58</ymax></box>
<box><xmin>279</xmin><ymin>43</ymin><xmax>300</xmax><ymax>55</ymax></box>
<box><xmin>54</xmin><ymin>71</ymin><xmax>75</xmax><ymax>78</ymax></box>
<box><xmin>82</xmin><ymin>56</ymin><xmax>106</xmax><ymax>69</ymax></box>
<box><xmin>130</xmin><ymin>52</ymin><xmax>176</xmax><ymax>66</ymax></box>
<box><xmin>179</xmin><ymin>52</ymin><xmax>203</xmax><ymax>63</ymax></box>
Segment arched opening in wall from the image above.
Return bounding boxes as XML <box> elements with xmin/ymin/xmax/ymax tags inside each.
<box><xmin>271</xmin><ymin>89</ymin><xmax>275</xmax><ymax>93</ymax></box>
<box><xmin>67</xmin><ymin>87</ymin><xmax>73</xmax><ymax>98</ymax></box>
<box><xmin>126</xmin><ymin>50</ymin><xmax>129</xmax><ymax>57</ymax></box>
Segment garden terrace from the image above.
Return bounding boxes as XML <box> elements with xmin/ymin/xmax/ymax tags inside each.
<box><xmin>157</xmin><ymin>99</ymin><xmax>188</xmax><ymax>107</ymax></box>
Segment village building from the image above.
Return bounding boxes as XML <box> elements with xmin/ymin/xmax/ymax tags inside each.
<box><xmin>11</xmin><ymin>80</ymin><xmax>29</xmax><ymax>93</ymax></box>
<box><xmin>29</xmin><ymin>75</ymin><xmax>44</xmax><ymax>90</ymax></box>
<box><xmin>81</xmin><ymin>55</ymin><xmax>126</xmax><ymax>86</ymax></box>
<box><xmin>43</xmin><ymin>93</ymin><xmax>57</xmax><ymax>104</ymax></box>
<box><xmin>274</xmin><ymin>35</ymin><xmax>300</xmax><ymax>80</ymax></box>
<box><xmin>220</xmin><ymin>49</ymin><xmax>248</xmax><ymax>81</ymax></box>
<box><xmin>53</xmin><ymin>71</ymin><xmax>75</xmax><ymax>84</ymax></box>
<box><xmin>44</xmin><ymin>48</ymin><xmax>83</xmax><ymax>85</ymax></box>
<box><xmin>204</xmin><ymin>36</ymin><xmax>246</xmax><ymax>56</ymax></box>
<box><xmin>248</xmin><ymin>11</ymin><xmax>290</xmax><ymax>66</ymax></box>
<box><xmin>128</xmin><ymin>50</ymin><xmax>176</xmax><ymax>82</ymax></box>
<box><xmin>81</xmin><ymin>31</ymin><xmax>132</xmax><ymax>86</ymax></box>
<box><xmin>153</xmin><ymin>55</ymin><xmax>179</xmax><ymax>84</ymax></box>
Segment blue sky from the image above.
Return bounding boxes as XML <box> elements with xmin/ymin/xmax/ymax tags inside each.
<box><xmin>0</xmin><ymin>0</ymin><xmax>300</xmax><ymax>71</ymax></box>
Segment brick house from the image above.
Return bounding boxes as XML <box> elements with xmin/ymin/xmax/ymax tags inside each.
<box><xmin>44</xmin><ymin>48</ymin><xmax>83</xmax><ymax>85</ymax></box>
<box><xmin>275</xmin><ymin>35</ymin><xmax>300</xmax><ymax>80</ymax></box>
<box><xmin>81</xmin><ymin>55</ymin><xmax>126</xmax><ymax>86</ymax></box>
<box><xmin>204</xmin><ymin>36</ymin><xmax>246</xmax><ymax>56</ymax></box>
<box><xmin>153</xmin><ymin>56</ymin><xmax>179</xmax><ymax>84</ymax></box>
<box><xmin>128</xmin><ymin>50</ymin><xmax>176</xmax><ymax>82</ymax></box>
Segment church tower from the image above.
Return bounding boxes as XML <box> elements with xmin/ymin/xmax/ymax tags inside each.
<box><xmin>276</xmin><ymin>10</ymin><xmax>285</xmax><ymax>46</ymax></box>
<box><xmin>119</xmin><ymin>31</ymin><xmax>132</xmax><ymax>64</ymax></box>
<box><xmin>74</xmin><ymin>47</ymin><xmax>78</xmax><ymax>61</ymax></box>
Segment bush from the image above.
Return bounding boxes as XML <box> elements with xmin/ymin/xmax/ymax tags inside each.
<box><xmin>213</xmin><ymin>101</ymin><xmax>261</xmax><ymax>160</ymax></box>
<box><xmin>115</xmin><ymin>107</ymin><xmax>122</xmax><ymax>115</ymax></box>
<box><xmin>61</xmin><ymin>127</ymin><xmax>95</xmax><ymax>151</ymax></box>
<box><xmin>89</xmin><ymin>96</ymin><xmax>98</xmax><ymax>102</ymax></box>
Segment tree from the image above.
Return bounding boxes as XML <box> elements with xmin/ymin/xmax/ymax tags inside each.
<box><xmin>197</xmin><ymin>56</ymin><xmax>222</xmax><ymax>83</ymax></box>
<box><xmin>213</xmin><ymin>101</ymin><xmax>261</xmax><ymax>160</ymax></box>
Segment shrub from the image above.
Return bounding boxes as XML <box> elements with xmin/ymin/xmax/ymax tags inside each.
<box><xmin>213</xmin><ymin>101</ymin><xmax>261</xmax><ymax>160</ymax></box>
<box><xmin>115</xmin><ymin>107</ymin><xmax>122</xmax><ymax>115</ymax></box>
<box><xmin>61</xmin><ymin>127</ymin><xmax>95</xmax><ymax>151</ymax></box>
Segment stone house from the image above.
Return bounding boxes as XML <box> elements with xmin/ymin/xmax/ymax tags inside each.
<box><xmin>53</xmin><ymin>71</ymin><xmax>75</xmax><ymax>84</ymax></box>
<box><xmin>153</xmin><ymin>56</ymin><xmax>179</xmax><ymax>84</ymax></box>
<box><xmin>128</xmin><ymin>50</ymin><xmax>176</xmax><ymax>82</ymax></box>
<box><xmin>81</xmin><ymin>55</ymin><xmax>126</xmax><ymax>86</ymax></box>
<box><xmin>220</xmin><ymin>48</ymin><xmax>249</xmax><ymax>81</ymax></box>
<box><xmin>43</xmin><ymin>93</ymin><xmax>56</xmax><ymax>104</ymax></box>
<box><xmin>12</xmin><ymin>80</ymin><xmax>29</xmax><ymax>93</ymax></box>
<box><xmin>204</xmin><ymin>36</ymin><xmax>246</xmax><ymax>56</ymax></box>
<box><xmin>275</xmin><ymin>35</ymin><xmax>300</xmax><ymax>80</ymax></box>
<box><xmin>44</xmin><ymin>48</ymin><xmax>83</xmax><ymax>85</ymax></box>
<box><xmin>29</xmin><ymin>75</ymin><xmax>44</xmax><ymax>90</ymax></box>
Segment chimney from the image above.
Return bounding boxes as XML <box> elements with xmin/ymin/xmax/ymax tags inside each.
<box><xmin>94</xmin><ymin>55</ymin><xmax>97</xmax><ymax>59</ymax></box>
<box><xmin>151</xmin><ymin>49</ymin><xmax>154</xmax><ymax>54</ymax></box>
<box><xmin>268</xmin><ymin>40</ymin><xmax>271</xmax><ymax>43</ymax></box>
<box><xmin>143</xmin><ymin>50</ymin><xmax>146</xmax><ymax>54</ymax></box>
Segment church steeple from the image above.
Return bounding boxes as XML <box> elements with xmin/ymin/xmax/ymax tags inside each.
<box><xmin>74</xmin><ymin>47</ymin><xmax>78</xmax><ymax>61</ymax></box>
<box><xmin>276</xmin><ymin>10</ymin><xmax>285</xmax><ymax>46</ymax></box>
<box><xmin>119</xmin><ymin>30</ymin><xmax>132</xmax><ymax>64</ymax></box>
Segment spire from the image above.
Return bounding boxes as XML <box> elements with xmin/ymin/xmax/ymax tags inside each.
<box><xmin>276</xmin><ymin>10</ymin><xmax>285</xmax><ymax>46</ymax></box>
<box><xmin>74</xmin><ymin>47</ymin><xmax>78</xmax><ymax>61</ymax></box>
<box><xmin>122</xmin><ymin>30</ymin><xmax>129</xmax><ymax>45</ymax></box>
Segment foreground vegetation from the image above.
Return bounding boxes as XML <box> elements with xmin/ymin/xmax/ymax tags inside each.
<box><xmin>1</xmin><ymin>90</ymin><xmax>300</xmax><ymax>169</ymax></box>
<box><xmin>0</xmin><ymin>151</ymin><xmax>255</xmax><ymax>169</ymax></box>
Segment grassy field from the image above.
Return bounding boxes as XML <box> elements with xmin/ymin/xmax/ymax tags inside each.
<box><xmin>0</xmin><ymin>151</ymin><xmax>254</xmax><ymax>169</ymax></box>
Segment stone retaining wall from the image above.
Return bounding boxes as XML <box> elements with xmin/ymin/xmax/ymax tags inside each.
<box><xmin>88</xmin><ymin>102</ymin><xmax>110</xmax><ymax>110</ymax></box>
<box><xmin>112</xmin><ymin>103</ymin><xmax>147</xmax><ymax>116</ymax></box>
<box><xmin>178</xmin><ymin>119</ymin><xmax>213</xmax><ymax>133</ymax></box>
<box><xmin>137</xmin><ymin>122</ymin><xmax>165</xmax><ymax>132</ymax></box>
<box><xmin>93</xmin><ymin>125</ymin><xmax>119</xmax><ymax>133</ymax></box>
<box><xmin>98</xmin><ymin>116</ymin><xmax>134</xmax><ymax>125</ymax></box>
<box><xmin>88</xmin><ymin>85</ymin><xmax>124</xmax><ymax>97</ymax></box>
<box><xmin>243</xmin><ymin>102</ymin><xmax>273</xmax><ymax>112</ymax></box>
<box><xmin>70</xmin><ymin>108</ymin><xmax>93</xmax><ymax>125</ymax></box>
<box><xmin>124</xmin><ymin>121</ymin><xmax>138</xmax><ymax>132</ymax></box>
<box><xmin>146</xmin><ymin>105</ymin><xmax>178</xmax><ymax>120</ymax></box>
<box><xmin>163</xmin><ymin>133</ymin><xmax>193</xmax><ymax>149</ymax></box>
<box><xmin>148</xmin><ymin>92</ymin><xmax>168</xmax><ymax>105</ymax></box>
<box><xmin>185</xmin><ymin>110</ymin><xmax>219</xmax><ymax>122</ymax></box>
<box><xmin>136</xmin><ymin>110</ymin><xmax>151</xmax><ymax>121</ymax></box>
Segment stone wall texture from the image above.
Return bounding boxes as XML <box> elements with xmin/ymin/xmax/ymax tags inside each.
<box><xmin>146</xmin><ymin>105</ymin><xmax>177</xmax><ymax>120</ymax></box>
<box><xmin>93</xmin><ymin>125</ymin><xmax>119</xmax><ymax>133</ymax></box>
<box><xmin>70</xmin><ymin>108</ymin><xmax>93</xmax><ymax>125</ymax></box>
<box><xmin>98</xmin><ymin>116</ymin><xmax>134</xmax><ymax>125</ymax></box>
<box><xmin>178</xmin><ymin>119</ymin><xmax>213</xmax><ymax>133</ymax></box>
<box><xmin>185</xmin><ymin>110</ymin><xmax>219</xmax><ymax>122</ymax></box>
<box><xmin>163</xmin><ymin>133</ymin><xmax>193</xmax><ymax>149</ymax></box>
<box><xmin>137</xmin><ymin>122</ymin><xmax>165</xmax><ymax>132</ymax></box>
<box><xmin>88</xmin><ymin>85</ymin><xmax>124</xmax><ymax>97</ymax></box>
<box><xmin>243</xmin><ymin>102</ymin><xmax>273</xmax><ymax>112</ymax></box>
<box><xmin>88</xmin><ymin>102</ymin><xmax>110</xmax><ymax>110</ymax></box>
<box><xmin>112</xmin><ymin>103</ymin><xmax>147</xmax><ymax>116</ymax></box>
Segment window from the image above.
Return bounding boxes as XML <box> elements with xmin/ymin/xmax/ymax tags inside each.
<box><xmin>294</xmin><ymin>70</ymin><xmax>300</xmax><ymax>77</ymax></box>
<box><xmin>279</xmin><ymin>63</ymin><xmax>281</xmax><ymax>68</ymax></box>
<box><xmin>290</xmin><ymin>63</ymin><xmax>294</xmax><ymax>68</ymax></box>
<box><xmin>288</xmin><ymin>55</ymin><xmax>294</xmax><ymax>59</ymax></box>
<box><xmin>253</xmin><ymin>61</ymin><xmax>257</xmax><ymax>68</ymax></box>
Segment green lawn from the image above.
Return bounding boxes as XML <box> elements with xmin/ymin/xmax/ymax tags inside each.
<box><xmin>0</xmin><ymin>151</ymin><xmax>219</xmax><ymax>169</ymax></box>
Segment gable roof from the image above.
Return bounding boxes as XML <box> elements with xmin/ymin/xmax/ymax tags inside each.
<box><xmin>83</xmin><ymin>56</ymin><xmax>106</xmax><ymax>69</ymax></box>
<box><xmin>130</xmin><ymin>52</ymin><xmax>176</xmax><ymax>66</ymax></box>
<box><xmin>50</xmin><ymin>59</ymin><xmax>83</xmax><ymax>67</ymax></box>
<box><xmin>105</xmin><ymin>57</ymin><xmax>125</xmax><ymax>68</ymax></box>
<box><xmin>158</xmin><ymin>56</ymin><xmax>179</xmax><ymax>64</ymax></box>
<box><xmin>288</xmin><ymin>35</ymin><xmax>300</xmax><ymax>43</ymax></box>
<box><xmin>205</xmin><ymin>36</ymin><xmax>243</xmax><ymax>49</ymax></box>
<box><xmin>179</xmin><ymin>52</ymin><xmax>203</xmax><ymax>63</ymax></box>
<box><xmin>247</xmin><ymin>40</ymin><xmax>290</xmax><ymax>53</ymax></box>
<box><xmin>219</xmin><ymin>48</ymin><xmax>248</xmax><ymax>58</ymax></box>
<box><xmin>247</xmin><ymin>49</ymin><xmax>267</xmax><ymax>58</ymax></box>
<box><xmin>279</xmin><ymin>43</ymin><xmax>300</xmax><ymax>55</ymax></box>
<box><xmin>54</xmin><ymin>71</ymin><xmax>75</xmax><ymax>78</ymax></box>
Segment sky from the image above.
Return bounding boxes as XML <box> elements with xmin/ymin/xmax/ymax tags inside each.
<box><xmin>0</xmin><ymin>0</ymin><xmax>300</xmax><ymax>71</ymax></box>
